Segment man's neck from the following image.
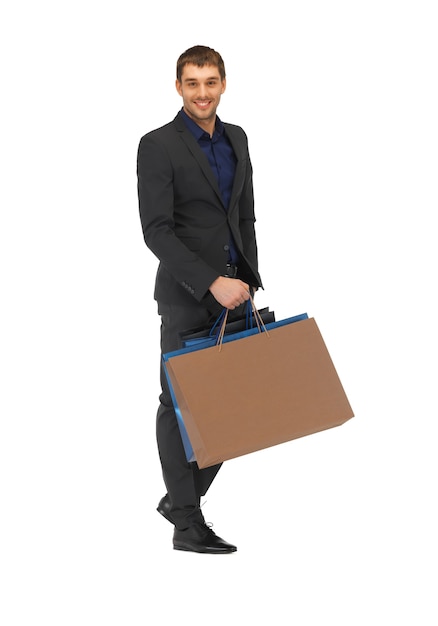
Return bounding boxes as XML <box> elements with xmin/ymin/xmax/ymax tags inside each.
<box><xmin>183</xmin><ymin>108</ymin><xmax>216</xmax><ymax>137</ymax></box>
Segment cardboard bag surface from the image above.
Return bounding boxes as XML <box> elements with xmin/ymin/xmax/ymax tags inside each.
<box><xmin>165</xmin><ymin>317</ymin><xmax>354</xmax><ymax>469</ymax></box>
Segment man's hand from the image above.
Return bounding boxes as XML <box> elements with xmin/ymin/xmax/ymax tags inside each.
<box><xmin>209</xmin><ymin>276</ymin><xmax>252</xmax><ymax>310</ymax></box>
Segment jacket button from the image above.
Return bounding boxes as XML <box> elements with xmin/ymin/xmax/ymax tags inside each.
<box><xmin>223</xmin><ymin>244</ymin><xmax>229</xmax><ymax>251</ymax></box>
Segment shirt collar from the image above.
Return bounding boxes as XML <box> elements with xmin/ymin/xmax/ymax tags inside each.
<box><xmin>179</xmin><ymin>108</ymin><xmax>224</xmax><ymax>141</ymax></box>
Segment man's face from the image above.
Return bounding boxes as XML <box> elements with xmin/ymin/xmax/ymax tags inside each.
<box><xmin>176</xmin><ymin>63</ymin><xmax>226</xmax><ymax>130</ymax></box>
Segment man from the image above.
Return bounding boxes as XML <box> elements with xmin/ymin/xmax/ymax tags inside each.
<box><xmin>137</xmin><ymin>45</ymin><xmax>262</xmax><ymax>553</ymax></box>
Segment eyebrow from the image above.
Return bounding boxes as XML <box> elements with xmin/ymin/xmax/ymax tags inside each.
<box><xmin>183</xmin><ymin>76</ymin><xmax>220</xmax><ymax>83</ymax></box>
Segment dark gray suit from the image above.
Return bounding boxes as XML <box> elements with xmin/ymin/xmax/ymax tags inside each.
<box><xmin>137</xmin><ymin>113</ymin><xmax>262</xmax><ymax>529</ymax></box>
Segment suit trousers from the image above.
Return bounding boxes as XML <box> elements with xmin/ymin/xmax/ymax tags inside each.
<box><xmin>157</xmin><ymin>298</ymin><xmax>246</xmax><ymax>530</ymax></box>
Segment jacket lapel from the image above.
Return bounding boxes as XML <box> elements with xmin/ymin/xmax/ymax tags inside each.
<box><xmin>224</xmin><ymin>124</ymin><xmax>246</xmax><ymax>213</ymax></box>
<box><xmin>174</xmin><ymin>115</ymin><xmax>223</xmax><ymax>205</ymax></box>
<box><xmin>173</xmin><ymin>114</ymin><xmax>246</xmax><ymax>212</ymax></box>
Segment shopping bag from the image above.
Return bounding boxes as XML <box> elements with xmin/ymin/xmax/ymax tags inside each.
<box><xmin>164</xmin><ymin>304</ymin><xmax>278</xmax><ymax>462</ymax></box>
<box><xmin>163</xmin><ymin>313</ymin><xmax>354</xmax><ymax>468</ymax></box>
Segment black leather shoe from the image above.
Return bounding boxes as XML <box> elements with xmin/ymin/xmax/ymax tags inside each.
<box><xmin>157</xmin><ymin>494</ymin><xmax>174</xmax><ymax>524</ymax></box>
<box><xmin>173</xmin><ymin>523</ymin><xmax>237</xmax><ymax>554</ymax></box>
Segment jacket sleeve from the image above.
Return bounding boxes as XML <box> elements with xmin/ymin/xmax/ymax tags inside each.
<box><xmin>238</xmin><ymin>152</ymin><xmax>260</xmax><ymax>278</ymax></box>
<box><xmin>229</xmin><ymin>128</ymin><xmax>262</xmax><ymax>289</ymax></box>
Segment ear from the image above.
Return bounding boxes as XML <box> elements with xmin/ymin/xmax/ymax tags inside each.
<box><xmin>221</xmin><ymin>78</ymin><xmax>227</xmax><ymax>94</ymax></box>
<box><xmin>175</xmin><ymin>79</ymin><xmax>183</xmax><ymax>96</ymax></box>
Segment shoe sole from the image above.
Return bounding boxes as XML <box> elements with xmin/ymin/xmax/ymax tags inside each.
<box><xmin>173</xmin><ymin>542</ymin><xmax>237</xmax><ymax>554</ymax></box>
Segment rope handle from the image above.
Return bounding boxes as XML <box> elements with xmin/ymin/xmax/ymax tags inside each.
<box><xmin>216</xmin><ymin>293</ymin><xmax>269</xmax><ymax>351</ymax></box>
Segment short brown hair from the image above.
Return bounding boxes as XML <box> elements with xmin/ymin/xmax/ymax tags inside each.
<box><xmin>176</xmin><ymin>45</ymin><xmax>226</xmax><ymax>82</ymax></box>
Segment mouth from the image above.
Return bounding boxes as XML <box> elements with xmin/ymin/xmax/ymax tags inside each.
<box><xmin>194</xmin><ymin>100</ymin><xmax>211</xmax><ymax>109</ymax></box>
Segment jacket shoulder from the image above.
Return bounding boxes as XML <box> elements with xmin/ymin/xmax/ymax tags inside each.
<box><xmin>223</xmin><ymin>122</ymin><xmax>248</xmax><ymax>140</ymax></box>
<box><xmin>138</xmin><ymin>119</ymin><xmax>178</xmax><ymax>145</ymax></box>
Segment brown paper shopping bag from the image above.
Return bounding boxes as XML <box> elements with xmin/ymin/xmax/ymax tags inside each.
<box><xmin>165</xmin><ymin>316</ymin><xmax>354</xmax><ymax>468</ymax></box>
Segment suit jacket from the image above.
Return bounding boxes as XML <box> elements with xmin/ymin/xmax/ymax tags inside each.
<box><xmin>137</xmin><ymin>113</ymin><xmax>263</xmax><ymax>308</ymax></box>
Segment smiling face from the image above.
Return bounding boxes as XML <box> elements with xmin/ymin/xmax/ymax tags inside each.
<box><xmin>176</xmin><ymin>63</ymin><xmax>226</xmax><ymax>135</ymax></box>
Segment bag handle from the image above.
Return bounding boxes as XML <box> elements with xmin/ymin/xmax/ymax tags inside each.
<box><xmin>216</xmin><ymin>294</ymin><xmax>269</xmax><ymax>351</ymax></box>
<box><xmin>248</xmin><ymin>293</ymin><xmax>269</xmax><ymax>335</ymax></box>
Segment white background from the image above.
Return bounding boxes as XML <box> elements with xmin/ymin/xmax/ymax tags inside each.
<box><xmin>1</xmin><ymin>1</ymin><xmax>437</xmax><ymax>624</ymax></box>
